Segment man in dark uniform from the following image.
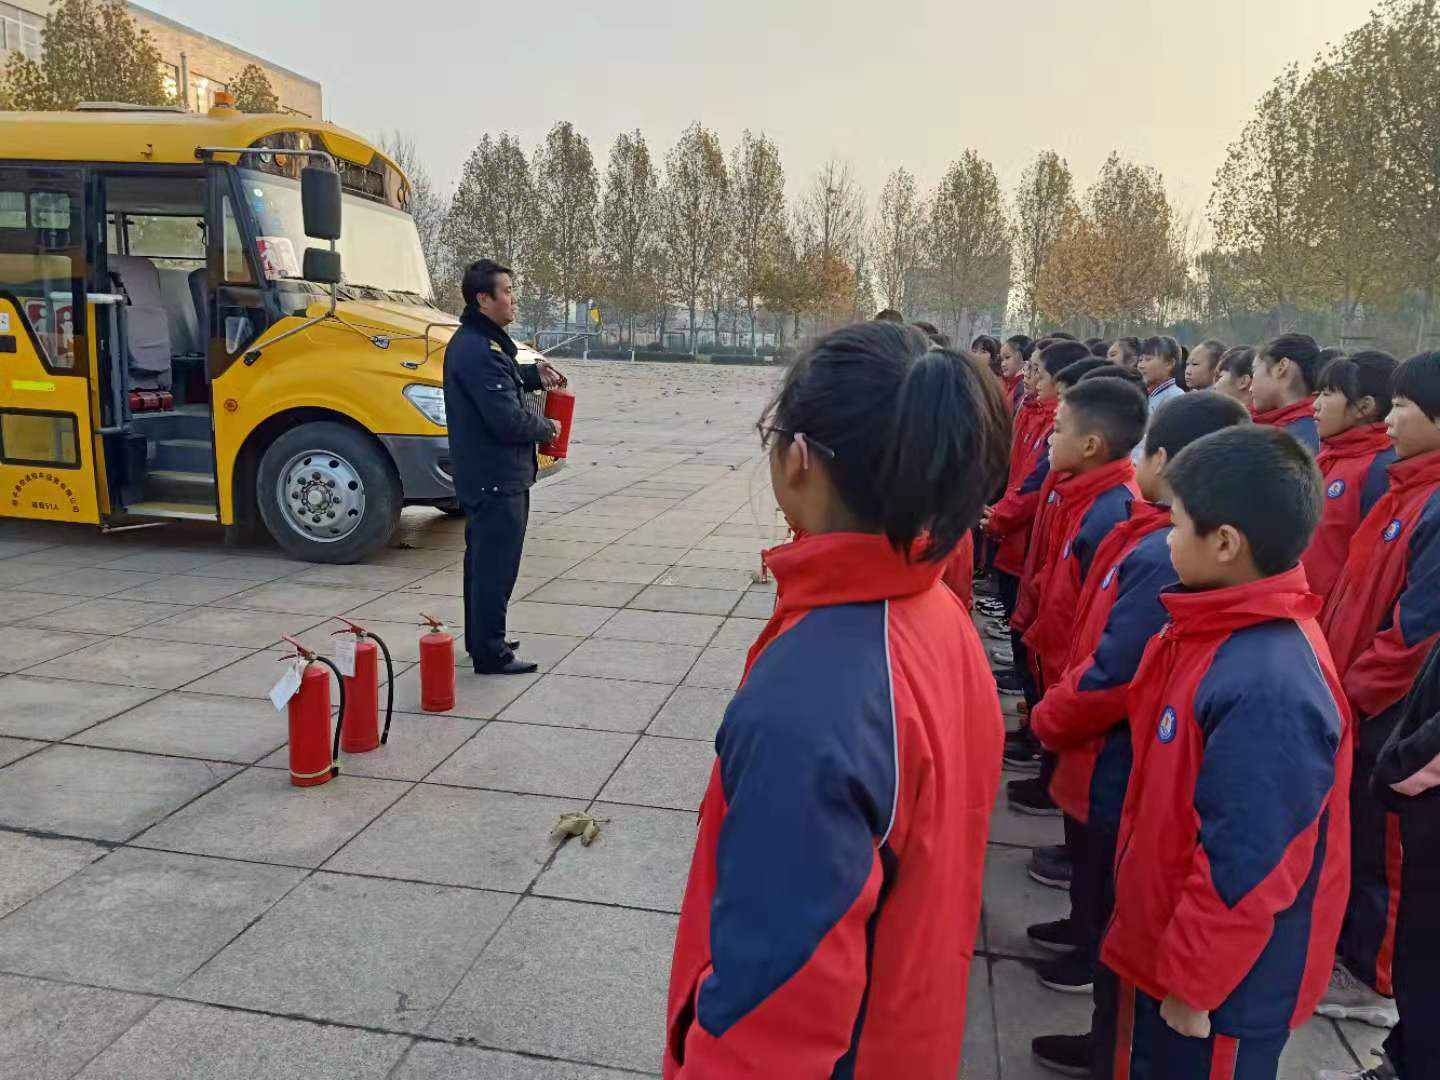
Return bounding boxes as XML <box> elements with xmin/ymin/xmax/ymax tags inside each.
<box><xmin>443</xmin><ymin>259</ymin><xmax>565</xmax><ymax>675</ymax></box>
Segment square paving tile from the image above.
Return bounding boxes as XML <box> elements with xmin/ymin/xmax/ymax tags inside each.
<box><xmin>525</xmin><ymin>578</ymin><xmax>644</xmax><ymax>608</ymax></box>
<box><xmin>0</xmin><ymin>626</ymin><xmax>105</xmax><ymax>673</ymax></box>
<box><xmin>346</xmin><ymin>592</ymin><xmax>464</xmax><ymax>625</ymax></box>
<box><xmin>23</xmin><ymin>636</ymin><xmax>253</xmax><ymax>690</ymax></box>
<box><xmin>0</xmin><ymin>675</ymin><xmax>159</xmax><ymax>739</ymax></box>
<box><xmin>428</xmin><ymin>721</ymin><xmax>635</xmax><ymax>798</ymax></box>
<box><xmin>475</xmin><ymin>631</ymin><xmax>583</xmax><ymax>672</ymax></box>
<box><xmin>70</xmin><ymin>691</ymin><xmax>289</xmax><ymax>763</ymax></box>
<box><xmin>560</xmin><ymin>558</ymin><xmax>665</xmax><ymax>585</ymax></box>
<box><xmin>400</xmin><ymin>569</ymin><xmax>462</xmax><ymax>596</ymax></box>
<box><xmin>94</xmin><ymin>549</ymin><xmax>219</xmax><ymax>574</ymax></box>
<box><xmin>391</xmin><ymin>665</ymin><xmax>537</xmax><ymax>719</ymax></box>
<box><xmin>555</xmin><ymin>638</ymin><xmax>700</xmax><ymax>684</ymax></box>
<box><xmin>732</xmin><ymin>591</ymin><xmax>777</xmax><ymax>618</ymax></box>
<box><xmin>504</xmin><ymin>600</ymin><xmax>615</xmax><ymax>636</ymax></box>
<box><xmin>962</xmin><ymin>959</ymin><xmax>1000</xmax><ymax>1080</ymax></box>
<box><xmin>127</xmin><ymin>607</ymin><xmax>326</xmax><ymax>649</ymax></box>
<box><xmin>0</xmin><ymin>848</ymin><xmax>303</xmax><ymax>993</ymax></box>
<box><xmin>218</xmin><ymin>582</ymin><xmax>387</xmax><ymax>616</ymax></box>
<box><xmin>533</xmin><ymin>802</ymin><xmax>696</xmax><ymax>913</ymax></box>
<box><xmin>0</xmin><ymin>974</ymin><xmax>157</xmax><ymax>1080</ymax></box>
<box><xmin>185</xmin><ymin>555</ymin><xmax>311</xmax><ymax>581</ymax></box>
<box><xmin>675</xmin><ymin>548</ymin><xmax>761</xmax><ymax>571</ymax></box>
<box><xmin>73</xmin><ymin>1000</ymin><xmax>409</xmax><ymax>1080</ymax></box>
<box><xmin>261</xmin><ymin>712</ymin><xmax>482</xmax><ymax>781</ymax></box>
<box><xmin>595</xmin><ymin>608</ymin><xmax>723</xmax><ymax>647</ymax></box>
<box><xmin>602</xmin><ymin>543</ymin><xmax>690</xmax><ymax>565</ymax></box>
<box><xmin>324</xmin><ymin>785</ymin><xmax>562</xmax><ymax>891</ymax></box>
<box><xmin>498</xmin><ymin>674</ymin><xmax>673</xmax><ymax>733</ymax></box>
<box><xmin>598</xmin><ymin>736</ymin><xmax>714</xmax><ymax>811</ymax></box>
<box><xmin>680</xmin><ymin>646</ymin><xmax>747</xmax><ymax>690</ymax></box>
<box><xmin>981</xmin><ymin>844</ymin><xmax>1071</xmax><ymax>959</ymax></box>
<box><xmin>1283</xmin><ymin>1017</ymin><xmax>1364</xmax><ymax>1076</ymax></box>
<box><xmin>20</xmin><ymin>567</ymin><xmax>162</xmax><ymax>598</ymax></box>
<box><xmin>0</xmin><ymin>735</ymin><xmax>45</xmax><ymax>767</ymax></box>
<box><xmin>654</xmin><ymin>565</ymin><xmax>755</xmax><ymax>590</ymax></box>
<box><xmin>0</xmin><ymin>590</ymin><xmax>83</xmax><ymax>625</ymax></box>
<box><xmin>20</xmin><ymin>597</ymin><xmax>187</xmax><ymax>635</ymax></box>
<box><xmin>287</xmin><ymin>563</ymin><xmax>432</xmax><ymax>590</ymax></box>
<box><xmin>989</xmin><ymin>791</ymin><xmax>1065</xmax><ymax>848</ymax></box>
<box><xmin>710</xmin><ymin>616</ymin><xmax>767</xmax><ymax>650</ymax></box>
<box><xmin>991</xmin><ymin>958</ymin><xmax>1091</xmax><ymax>1079</ymax></box>
<box><xmin>0</xmin><ymin>832</ymin><xmax>107</xmax><ymax>917</ymax></box>
<box><xmin>136</xmin><ymin>768</ymin><xmax>408</xmax><ymax>867</ymax></box>
<box><xmin>647</xmin><ymin>685</ymin><xmax>732</xmax><ymax>742</ymax></box>
<box><xmin>428</xmin><ymin>896</ymin><xmax>675</xmax><ymax>1074</ymax></box>
<box><xmin>182</xmin><ymin>872</ymin><xmax>513</xmax><ymax>1032</ymax></box>
<box><xmin>392</xmin><ymin>1044</ymin><xmax>640</xmax><ymax>1080</ymax></box>
<box><xmin>629</xmin><ymin>584</ymin><xmax>742</xmax><ymax>616</ymax></box>
<box><xmin>0</xmin><ymin>745</ymin><xmax>237</xmax><ymax>842</ymax></box>
<box><xmin>107</xmin><ymin>574</ymin><xmax>250</xmax><ymax>605</ymax></box>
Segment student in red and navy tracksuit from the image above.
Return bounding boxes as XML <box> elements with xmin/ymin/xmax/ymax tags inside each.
<box><xmin>664</xmin><ymin>322</ymin><xmax>1013</xmax><ymax>1079</ymax></box>
<box><xmin>1317</xmin><ymin>351</ymin><xmax>1440</xmax><ymax>1031</ymax></box>
<box><xmin>1102</xmin><ymin>426</ymin><xmax>1351</xmax><ymax>1080</ymax></box>
<box><xmin>1304</xmin><ymin>352</ymin><xmax>1400</xmax><ymax>601</ymax></box>
<box><xmin>1028</xmin><ymin>391</ymin><xmax>1253</xmax><ymax>1078</ymax></box>
<box><xmin>1250</xmin><ymin>333</ymin><xmax>1323</xmax><ymax>454</ymax></box>
<box><xmin>1002</xmin><ymin>334</ymin><xmax>1032</xmax><ymax>413</ymax></box>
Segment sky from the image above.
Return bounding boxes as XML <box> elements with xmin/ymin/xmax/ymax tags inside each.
<box><xmin>142</xmin><ymin>0</ymin><xmax>1378</xmax><ymax>224</ymax></box>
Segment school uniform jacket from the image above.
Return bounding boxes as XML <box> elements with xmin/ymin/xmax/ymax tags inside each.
<box><xmin>1019</xmin><ymin>458</ymin><xmax>1137</xmax><ymax>687</ymax></box>
<box><xmin>1004</xmin><ymin>372</ymin><xmax>1024</xmax><ymax>413</ymax></box>
<box><xmin>1303</xmin><ymin>424</ymin><xmax>1397</xmax><ymax>601</ymax></box>
<box><xmin>1102</xmin><ymin>567</ymin><xmax>1352</xmax><ymax>1035</ymax></box>
<box><xmin>1031</xmin><ymin>501</ymin><xmax>1173</xmax><ymax>825</ymax></box>
<box><xmin>989</xmin><ymin>397</ymin><xmax>1057</xmax><ymax>576</ymax></box>
<box><xmin>1374</xmin><ymin>636</ymin><xmax>1440</xmax><ymax>807</ymax></box>
<box><xmin>664</xmin><ymin>532</ymin><xmax>1004</xmax><ymax>1079</ymax></box>
<box><xmin>1253</xmin><ymin>396</ymin><xmax>1320</xmax><ymax>454</ymax></box>
<box><xmin>1321</xmin><ymin>448</ymin><xmax>1440</xmax><ymax>721</ymax></box>
<box><xmin>1131</xmin><ymin>380</ymin><xmax>1186</xmax><ymax>463</ymax></box>
<box><xmin>939</xmin><ymin>531</ymin><xmax>975</xmax><ymax>611</ymax></box>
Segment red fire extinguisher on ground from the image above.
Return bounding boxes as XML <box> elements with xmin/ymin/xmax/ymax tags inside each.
<box><xmin>278</xmin><ymin>636</ymin><xmax>346</xmax><ymax>788</ymax></box>
<box><xmin>418</xmin><ymin>613</ymin><xmax>455</xmax><ymax>713</ymax></box>
<box><xmin>331</xmin><ymin>618</ymin><xmax>394</xmax><ymax>754</ymax></box>
<box><xmin>540</xmin><ymin>387</ymin><xmax>575</xmax><ymax>459</ymax></box>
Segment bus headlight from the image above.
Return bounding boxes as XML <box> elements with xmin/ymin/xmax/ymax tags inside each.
<box><xmin>403</xmin><ymin>384</ymin><xmax>446</xmax><ymax>427</ymax></box>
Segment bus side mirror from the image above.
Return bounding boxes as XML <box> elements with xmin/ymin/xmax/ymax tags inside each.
<box><xmin>303</xmin><ymin>248</ymin><xmax>342</xmax><ymax>284</ymax></box>
<box><xmin>301</xmin><ymin>166</ymin><xmax>341</xmax><ymax>240</ymax></box>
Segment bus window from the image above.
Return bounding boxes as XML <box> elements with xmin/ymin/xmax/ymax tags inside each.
<box><xmin>223</xmin><ymin>193</ymin><xmax>254</xmax><ymax>285</ymax></box>
<box><xmin>0</xmin><ymin>166</ymin><xmax>83</xmax><ymax>372</ymax></box>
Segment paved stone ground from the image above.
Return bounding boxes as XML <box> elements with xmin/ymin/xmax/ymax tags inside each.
<box><xmin>0</xmin><ymin>360</ymin><xmax>1385</xmax><ymax>1078</ymax></box>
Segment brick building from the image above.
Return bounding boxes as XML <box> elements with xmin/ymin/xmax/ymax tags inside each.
<box><xmin>1</xmin><ymin>0</ymin><xmax>322</xmax><ymax>118</ymax></box>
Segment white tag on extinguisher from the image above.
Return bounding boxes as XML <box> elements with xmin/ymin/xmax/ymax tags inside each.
<box><xmin>333</xmin><ymin>636</ymin><xmax>356</xmax><ymax>678</ymax></box>
<box><xmin>269</xmin><ymin>660</ymin><xmax>304</xmax><ymax>711</ymax></box>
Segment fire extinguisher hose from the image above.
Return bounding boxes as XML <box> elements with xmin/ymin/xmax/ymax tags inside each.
<box><xmin>372</xmin><ymin>631</ymin><xmax>395</xmax><ymax>745</ymax></box>
<box><xmin>312</xmin><ymin>655</ymin><xmax>346</xmax><ymax>778</ymax></box>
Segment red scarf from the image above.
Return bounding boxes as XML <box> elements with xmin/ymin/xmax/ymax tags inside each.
<box><xmin>1317</xmin><ymin>422</ymin><xmax>1392</xmax><ymax>475</ymax></box>
<box><xmin>1252</xmin><ymin>396</ymin><xmax>1316</xmax><ymax>429</ymax></box>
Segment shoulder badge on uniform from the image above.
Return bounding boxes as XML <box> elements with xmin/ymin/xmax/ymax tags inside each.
<box><xmin>1102</xmin><ymin>564</ymin><xmax>1118</xmax><ymax>589</ymax></box>
<box><xmin>1157</xmin><ymin>706</ymin><xmax>1178</xmax><ymax>744</ymax></box>
<box><xmin>489</xmin><ymin>340</ymin><xmax>505</xmax><ymax>354</ymax></box>
<box><xmin>1327</xmin><ymin>479</ymin><xmax>1345</xmax><ymax>499</ymax></box>
<box><xmin>1384</xmin><ymin>519</ymin><xmax>1403</xmax><ymax>542</ymax></box>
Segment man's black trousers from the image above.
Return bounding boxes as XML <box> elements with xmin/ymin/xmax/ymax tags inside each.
<box><xmin>462</xmin><ymin>491</ymin><xmax>529</xmax><ymax>668</ymax></box>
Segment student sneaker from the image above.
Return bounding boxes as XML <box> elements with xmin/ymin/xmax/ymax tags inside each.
<box><xmin>1026</xmin><ymin>917</ymin><xmax>1079</xmax><ymax>954</ymax></box>
<box><xmin>995</xmin><ymin>671</ymin><xmax>1026</xmax><ymax>695</ymax></box>
<box><xmin>983</xmin><ymin>622</ymin><xmax>1012</xmax><ymax>642</ymax></box>
<box><xmin>1027</xmin><ymin>844</ymin><xmax>1072</xmax><ymax>890</ymax></box>
<box><xmin>1008</xmin><ymin>776</ymin><xmax>1061</xmax><ymax>815</ymax></box>
<box><xmin>1314</xmin><ymin>1050</ymin><xmax>1398</xmax><ymax>1080</ymax></box>
<box><xmin>1032</xmin><ymin>1032</ymin><xmax>1093</xmax><ymax>1077</ymax></box>
<box><xmin>1004</xmin><ymin>729</ymin><xmax>1043</xmax><ymax>771</ymax></box>
<box><xmin>1315</xmin><ymin>962</ymin><xmax>1399</xmax><ymax>1029</ymax></box>
<box><xmin>1037</xmin><ymin>953</ymin><xmax>1096</xmax><ymax>994</ymax></box>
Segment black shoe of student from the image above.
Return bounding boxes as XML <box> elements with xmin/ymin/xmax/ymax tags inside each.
<box><xmin>1004</xmin><ymin>730</ymin><xmax>1043</xmax><ymax>771</ymax></box>
<box><xmin>1008</xmin><ymin>776</ymin><xmax>1061</xmax><ymax>816</ymax></box>
<box><xmin>994</xmin><ymin>670</ymin><xmax>1026</xmax><ymax>695</ymax></box>
<box><xmin>1028</xmin><ymin>845</ymin><xmax>1073</xmax><ymax>890</ymax></box>
<box><xmin>976</xmin><ymin>597</ymin><xmax>1006</xmax><ymax>615</ymax></box>
<box><xmin>1037</xmin><ymin>953</ymin><xmax>1097</xmax><ymax>994</ymax></box>
<box><xmin>506</xmin><ymin>639</ymin><xmax>520</xmax><ymax>651</ymax></box>
<box><xmin>1032</xmin><ymin>1032</ymin><xmax>1093</xmax><ymax>1077</ymax></box>
<box><xmin>1026</xmin><ymin>917</ymin><xmax>1079</xmax><ymax>954</ymax></box>
<box><xmin>474</xmin><ymin>657</ymin><xmax>539</xmax><ymax>676</ymax></box>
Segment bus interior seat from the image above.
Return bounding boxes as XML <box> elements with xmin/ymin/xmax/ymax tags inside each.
<box><xmin>157</xmin><ymin>268</ymin><xmax>201</xmax><ymax>356</ymax></box>
<box><xmin>187</xmin><ymin>267</ymin><xmax>209</xmax><ymax>353</ymax></box>
<box><xmin>108</xmin><ymin>254</ymin><xmax>173</xmax><ymax>393</ymax></box>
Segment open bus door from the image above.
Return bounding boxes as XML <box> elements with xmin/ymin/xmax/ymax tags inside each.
<box><xmin>0</xmin><ymin>165</ymin><xmax>103</xmax><ymax>525</ymax></box>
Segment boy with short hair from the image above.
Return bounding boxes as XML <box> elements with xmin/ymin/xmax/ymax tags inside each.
<box><xmin>1252</xmin><ymin>333</ymin><xmax>1324</xmax><ymax>453</ymax></box>
<box><xmin>1316</xmin><ymin>351</ymin><xmax>1440</xmax><ymax>1033</ymax></box>
<box><xmin>1027</xmin><ymin>391</ymin><xmax>1252</xmax><ymax>1078</ymax></box>
<box><xmin>1103</xmin><ymin>426</ymin><xmax>1352</xmax><ymax>1080</ymax></box>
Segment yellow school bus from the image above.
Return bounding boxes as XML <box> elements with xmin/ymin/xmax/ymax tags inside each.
<box><xmin>0</xmin><ymin>99</ymin><xmax>558</xmax><ymax>562</ymax></box>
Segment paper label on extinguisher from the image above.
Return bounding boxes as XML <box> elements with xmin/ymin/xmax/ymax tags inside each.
<box><xmin>269</xmin><ymin>661</ymin><xmax>304</xmax><ymax>711</ymax></box>
<box><xmin>333</xmin><ymin>637</ymin><xmax>356</xmax><ymax>678</ymax></box>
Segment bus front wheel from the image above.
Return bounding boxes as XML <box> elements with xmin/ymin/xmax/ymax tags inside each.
<box><xmin>257</xmin><ymin>422</ymin><xmax>400</xmax><ymax>564</ymax></box>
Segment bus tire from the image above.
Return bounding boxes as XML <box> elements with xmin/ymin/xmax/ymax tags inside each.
<box><xmin>256</xmin><ymin>421</ymin><xmax>400</xmax><ymax>564</ymax></box>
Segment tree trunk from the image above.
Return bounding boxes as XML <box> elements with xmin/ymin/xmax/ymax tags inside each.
<box><xmin>749</xmin><ymin>299</ymin><xmax>757</xmax><ymax>351</ymax></box>
<box><xmin>688</xmin><ymin>301</ymin><xmax>698</xmax><ymax>355</ymax></box>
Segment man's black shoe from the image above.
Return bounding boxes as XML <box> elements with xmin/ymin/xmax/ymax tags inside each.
<box><xmin>1008</xmin><ymin>776</ymin><xmax>1061</xmax><ymax>816</ymax></box>
<box><xmin>1032</xmin><ymin>1032</ymin><xmax>1092</xmax><ymax>1077</ymax></box>
<box><xmin>1027</xmin><ymin>845</ymin><xmax>1072</xmax><ymax>890</ymax></box>
<box><xmin>1003</xmin><ymin>729</ymin><xmax>1042</xmax><ymax>771</ymax></box>
<box><xmin>1026</xmin><ymin>917</ymin><xmax>1078</xmax><ymax>954</ymax></box>
<box><xmin>1037</xmin><ymin>953</ymin><xmax>1096</xmax><ymax>994</ymax></box>
<box><xmin>506</xmin><ymin>639</ymin><xmax>520</xmax><ymax>651</ymax></box>
<box><xmin>995</xmin><ymin>670</ymin><xmax>1025</xmax><ymax>694</ymax></box>
<box><xmin>474</xmin><ymin>657</ymin><xmax>538</xmax><ymax>675</ymax></box>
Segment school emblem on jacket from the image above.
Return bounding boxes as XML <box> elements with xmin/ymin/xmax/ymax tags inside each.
<box><xmin>1157</xmin><ymin>706</ymin><xmax>1178</xmax><ymax>743</ymax></box>
<box><xmin>1384</xmin><ymin>519</ymin><xmax>1403</xmax><ymax>542</ymax></box>
<box><xmin>1101</xmin><ymin>565</ymin><xmax>1118</xmax><ymax>589</ymax></box>
<box><xmin>1047</xmin><ymin>490</ymin><xmax>1058</xmax><ymax>504</ymax></box>
<box><xmin>1327</xmin><ymin>479</ymin><xmax>1345</xmax><ymax>499</ymax></box>
<box><xmin>1061</xmin><ymin>540</ymin><xmax>1072</xmax><ymax>560</ymax></box>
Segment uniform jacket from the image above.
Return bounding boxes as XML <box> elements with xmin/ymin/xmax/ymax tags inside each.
<box><xmin>1031</xmin><ymin>501</ymin><xmax>1173</xmax><ymax>825</ymax></box>
<box><xmin>990</xmin><ymin>397</ymin><xmax>1057</xmax><ymax>575</ymax></box>
<box><xmin>1102</xmin><ymin>567</ymin><xmax>1352</xmax><ymax>1037</ymax></box>
<box><xmin>1004</xmin><ymin>372</ymin><xmax>1024</xmax><ymax>413</ymax></box>
<box><xmin>1253</xmin><ymin>396</ymin><xmax>1320</xmax><ymax>454</ymax></box>
<box><xmin>940</xmin><ymin>531</ymin><xmax>975</xmax><ymax>611</ymax></box>
<box><xmin>1131</xmin><ymin>380</ymin><xmax>1186</xmax><ymax>463</ymax></box>
<box><xmin>664</xmin><ymin>532</ymin><xmax>1004</xmax><ymax>1079</ymax></box>
<box><xmin>1375</xmin><ymin>636</ymin><xmax>1440</xmax><ymax>808</ymax></box>
<box><xmin>1321</xmin><ymin>448</ymin><xmax>1440</xmax><ymax>721</ymax></box>
<box><xmin>1019</xmin><ymin>458</ymin><xmax>1137</xmax><ymax>686</ymax></box>
<box><xmin>1010</xmin><ymin>467</ymin><xmax>1064</xmax><ymax>636</ymax></box>
<box><xmin>1303</xmin><ymin>424</ymin><xmax>1396</xmax><ymax>601</ymax></box>
<box><xmin>441</xmin><ymin>307</ymin><xmax>550</xmax><ymax>499</ymax></box>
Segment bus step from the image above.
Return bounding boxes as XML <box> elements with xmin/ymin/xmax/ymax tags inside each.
<box><xmin>143</xmin><ymin>468</ymin><xmax>216</xmax><ymax>507</ymax></box>
<box><xmin>123</xmin><ymin>501</ymin><xmax>219</xmax><ymax>522</ymax></box>
<box><xmin>153</xmin><ymin>437</ymin><xmax>213</xmax><ymax>472</ymax></box>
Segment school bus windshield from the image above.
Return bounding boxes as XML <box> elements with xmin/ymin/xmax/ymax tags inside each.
<box><xmin>238</xmin><ymin>169</ymin><xmax>431</xmax><ymax>299</ymax></box>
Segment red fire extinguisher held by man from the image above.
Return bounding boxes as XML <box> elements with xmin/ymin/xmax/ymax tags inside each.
<box><xmin>418</xmin><ymin>613</ymin><xmax>455</xmax><ymax>712</ymax></box>
<box><xmin>277</xmin><ymin>636</ymin><xmax>346</xmax><ymax>788</ymax></box>
<box><xmin>331</xmin><ymin>618</ymin><xmax>395</xmax><ymax>754</ymax></box>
